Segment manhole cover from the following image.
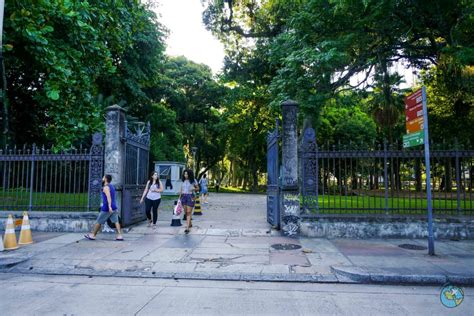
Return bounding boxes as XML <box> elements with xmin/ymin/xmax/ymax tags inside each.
<box><xmin>398</xmin><ymin>244</ymin><xmax>427</xmax><ymax>251</ymax></box>
<box><xmin>271</xmin><ymin>243</ymin><xmax>302</xmax><ymax>251</ymax></box>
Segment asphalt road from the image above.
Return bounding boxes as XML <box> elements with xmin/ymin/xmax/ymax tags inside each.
<box><xmin>0</xmin><ymin>273</ymin><xmax>471</xmax><ymax>315</ymax></box>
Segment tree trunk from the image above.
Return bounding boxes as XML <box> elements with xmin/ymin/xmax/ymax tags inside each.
<box><xmin>251</xmin><ymin>166</ymin><xmax>258</xmax><ymax>192</ymax></box>
<box><xmin>444</xmin><ymin>159</ymin><xmax>453</xmax><ymax>192</ymax></box>
<box><xmin>415</xmin><ymin>158</ymin><xmax>422</xmax><ymax>192</ymax></box>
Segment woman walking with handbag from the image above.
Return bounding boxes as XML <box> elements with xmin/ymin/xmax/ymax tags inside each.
<box><xmin>140</xmin><ymin>171</ymin><xmax>163</xmax><ymax>229</ymax></box>
<box><xmin>179</xmin><ymin>169</ymin><xmax>199</xmax><ymax>234</ymax></box>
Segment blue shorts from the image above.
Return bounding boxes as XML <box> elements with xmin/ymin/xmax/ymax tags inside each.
<box><xmin>181</xmin><ymin>194</ymin><xmax>195</xmax><ymax>207</ymax></box>
<box><xmin>201</xmin><ymin>187</ymin><xmax>208</xmax><ymax>194</ymax></box>
<box><xmin>96</xmin><ymin>210</ymin><xmax>119</xmax><ymax>225</ymax></box>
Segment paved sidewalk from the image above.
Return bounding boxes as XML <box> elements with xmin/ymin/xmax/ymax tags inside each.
<box><xmin>1</xmin><ymin>194</ymin><xmax>473</xmax><ymax>285</ymax></box>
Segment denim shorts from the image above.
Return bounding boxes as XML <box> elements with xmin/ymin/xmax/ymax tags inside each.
<box><xmin>180</xmin><ymin>194</ymin><xmax>195</xmax><ymax>207</ymax></box>
<box><xmin>96</xmin><ymin>210</ymin><xmax>119</xmax><ymax>225</ymax></box>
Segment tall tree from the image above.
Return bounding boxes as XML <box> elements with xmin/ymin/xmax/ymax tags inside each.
<box><xmin>3</xmin><ymin>0</ymin><xmax>167</xmax><ymax>148</ymax></box>
<box><xmin>204</xmin><ymin>0</ymin><xmax>474</xmax><ymax>144</ymax></box>
<box><xmin>159</xmin><ymin>56</ymin><xmax>227</xmax><ymax>174</ymax></box>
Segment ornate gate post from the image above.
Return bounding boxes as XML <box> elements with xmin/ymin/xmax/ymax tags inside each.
<box><xmin>280</xmin><ymin>100</ymin><xmax>300</xmax><ymax>236</ymax></box>
<box><xmin>104</xmin><ymin>105</ymin><xmax>126</xmax><ymax>211</ymax></box>
<box><xmin>88</xmin><ymin>133</ymin><xmax>104</xmax><ymax>211</ymax></box>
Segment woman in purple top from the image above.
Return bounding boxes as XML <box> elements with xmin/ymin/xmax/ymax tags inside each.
<box><xmin>179</xmin><ymin>169</ymin><xmax>199</xmax><ymax>234</ymax></box>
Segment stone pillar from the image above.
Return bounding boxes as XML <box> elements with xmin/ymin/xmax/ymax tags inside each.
<box><xmin>280</xmin><ymin>100</ymin><xmax>300</xmax><ymax>237</ymax></box>
<box><xmin>104</xmin><ymin>105</ymin><xmax>126</xmax><ymax>188</ymax></box>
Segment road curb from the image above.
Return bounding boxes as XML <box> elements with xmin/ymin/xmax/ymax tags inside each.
<box><xmin>6</xmin><ymin>264</ymin><xmax>341</xmax><ymax>283</ymax></box>
<box><xmin>331</xmin><ymin>266</ymin><xmax>474</xmax><ymax>286</ymax></box>
<box><xmin>0</xmin><ymin>256</ymin><xmax>29</xmax><ymax>269</ymax></box>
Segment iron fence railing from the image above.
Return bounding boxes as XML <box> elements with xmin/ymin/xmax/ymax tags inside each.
<box><xmin>300</xmin><ymin>128</ymin><xmax>474</xmax><ymax>218</ymax></box>
<box><xmin>0</xmin><ymin>134</ymin><xmax>103</xmax><ymax>212</ymax></box>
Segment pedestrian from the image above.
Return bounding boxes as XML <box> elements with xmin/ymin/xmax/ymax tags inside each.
<box><xmin>84</xmin><ymin>174</ymin><xmax>123</xmax><ymax>241</ymax></box>
<box><xmin>179</xmin><ymin>169</ymin><xmax>199</xmax><ymax>234</ymax></box>
<box><xmin>199</xmin><ymin>174</ymin><xmax>209</xmax><ymax>204</ymax></box>
<box><xmin>165</xmin><ymin>175</ymin><xmax>173</xmax><ymax>190</ymax></box>
<box><xmin>215</xmin><ymin>179</ymin><xmax>220</xmax><ymax>193</ymax></box>
<box><xmin>140</xmin><ymin>171</ymin><xmax>163</xmax><ymax>229</ymax></box>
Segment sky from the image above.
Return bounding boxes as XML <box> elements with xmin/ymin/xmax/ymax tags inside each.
<box><xmin>152</xmin><ymin>0</ymin><xmax>225</xmax><ymax>74</ymax></box>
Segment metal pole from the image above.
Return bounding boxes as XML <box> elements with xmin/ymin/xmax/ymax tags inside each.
<box><xmin>0</xmin><ymin>0</ymin><xmax>8</xmax><ymax>147</ymax></box>
<box><xmin>383</xmin><ymin>140</ymin><xmax>389</xmax><ymax>214</ymax></box>
<box><xmin>455</xmin><ymin>142</ymin><xmax>461</xmax><ymax>214</ymax></box>
<box><xmin>28</xmin><ymin>144</ymin><xmax>35</xmax><ymax>212</ymax></box>
<box><xmin>422</xmin><ymin>86</ymin><xmax>435</xmax><ymax>255</ymax></box>
<box><xmin>0</xmin><ymin>0</ymin><xmax>4</xmax><ymax>47</ymax></box>
<box><xmin>191</xmin><ymin>147</ymin><xmax>197</xmax><ymax>175</ymax></box>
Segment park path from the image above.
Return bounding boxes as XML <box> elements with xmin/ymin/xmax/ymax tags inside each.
<box><xmin>132</xmin><ymin>192</ymin><xmax>270</xmax><ymax>234</ymax></box>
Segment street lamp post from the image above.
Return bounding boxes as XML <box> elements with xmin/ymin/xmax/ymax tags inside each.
<box><xmin>191</xmin><ymin>147</ymin><xmax>197</xmax><ymax>175</ymax></box>
<box><xmin>0</xmin><ymin>0</ymin><xmax>8</xmax><ymax>147</ymax></box>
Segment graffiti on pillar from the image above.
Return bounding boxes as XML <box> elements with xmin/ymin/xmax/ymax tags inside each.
<box><xmin>281</xmin><ymin>101</ymin><xmax>298</xmax><ymax>187</ymax></box>
<box><xmin>283</xmin><ymin>192</ymin><xmax>299</xmax><ymax>215</ymax></box>
<box><xmin>282</xmin><ymin>215</ymin><xmax>299</xmax><ymax>237</ymax></box>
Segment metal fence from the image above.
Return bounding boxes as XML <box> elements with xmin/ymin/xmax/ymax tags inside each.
<box><xmin>300</xmin><ymin>128</ymin><xmax>474</xmax><ymax>218</ymax></box>
<box><xmin>0</xmin><ymin>133</ymin><xmax>103</xmax><ymax>212</ymax></box>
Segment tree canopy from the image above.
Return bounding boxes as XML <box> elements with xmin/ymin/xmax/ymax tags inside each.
<box><xmin>203</xmin><ymin>0</ymin><xmax>473</xmax><ymax>143</ymax></box>
<box><xmin>1</xmin><ymin>0</ymin><xmax>472</xmax><ymax>190</ymax></box>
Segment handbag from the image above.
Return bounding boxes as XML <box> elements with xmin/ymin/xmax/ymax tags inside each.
<box><xmin>174</xmin><ymin>199</ymin><xmax>183</xmax><ymax>216</ymax></box>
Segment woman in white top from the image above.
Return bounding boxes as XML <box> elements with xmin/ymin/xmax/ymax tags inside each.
<box><xmin>140</xmin><ymin>171</ymin><xmax>163</xmax><ymax>229</ymax></box>
<box><xmin>179</xmin><ymin>169</ymin><xmax>199</xmax><ymax>234</ymax></box>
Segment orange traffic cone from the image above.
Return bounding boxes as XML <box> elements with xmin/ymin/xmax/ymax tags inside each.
<box><xmin>19</xmin><ymin>212</ymin><xmax>33</xmax><ymax>245</ymax></box>
<box><xmin>3</xmin><ymin>214</ymin><xmax>18</xmax><ymax>250</ymax></box>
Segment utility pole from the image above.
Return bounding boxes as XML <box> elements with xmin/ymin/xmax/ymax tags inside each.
<box><xmin>191</xmin><ymin>146</ymin><xmax>197</xmax><ymax>176</ymax></box>
<box><xmin>0</xmin><ymin>0</ymin><xmax>9</xmax><ymax>147</ymax></box>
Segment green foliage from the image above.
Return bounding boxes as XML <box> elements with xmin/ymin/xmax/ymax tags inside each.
<box><xmin>4</xmin><ymin>0</ymin><xmax>166</xmax><ymax>149</ymax></box>
<box><xmin>318</xmin><ymin>97</ymin><xmax>377</xmax><ymax>148</ymax></box>
<box><xmin>159</xmin><ymin>57</ymin><xmax>228</xmax><ymax>173</ymax></box>
<box><xmin>203</xmin><ymin>0</ymin><xmax>474</xmax><ymax>146</ymax></box>
<box><xmin>147</xmin><ymin>102</ymin><xmax>184</xmax><ymax>162</ymax></box>
<box><xmin>423</xmin><ymin>61</ymin><xmax>474</xmax><ymax>146</ymax></box>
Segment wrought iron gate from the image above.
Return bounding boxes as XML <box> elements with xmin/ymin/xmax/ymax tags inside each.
<box><xmin>122</xmin><ymin>122</ymin><xmax>150</xmax><ymax>226</ymax></box>
<box><xmin>267</xmin><ymin>120</ymin><xmax>280</xmax><ymax>228</ymax></box>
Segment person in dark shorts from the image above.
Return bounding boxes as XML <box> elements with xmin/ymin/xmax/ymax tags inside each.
<box><xmin>179</xmin><ymin>169</ymin><xmax>199</xmax><ymax>234</ymax></box>
<box><xmin>140</xmin><ymin>171</ymin><xmax>163</xmax><ymax>229</ymax></box>
<box><xmin>84</xmin><ymin>174</ymin><xmax>123</xmax><ymax>241</ymax></box>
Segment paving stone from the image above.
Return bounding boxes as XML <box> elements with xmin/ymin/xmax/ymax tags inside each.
<box><xmin>152</xmin><ymin>262</ymin><xmax>197</xmax><ymax>273</ymax></box>
<box><xmin>206</xmin><ymin>229</ymin><xmax>241</xmax><ymax>236</ymax></box>
<box><xmin>270</xmin><ymin>252</ymin><xmax>310</xmax><ymax>267</ymax></box>
<box><xmin>160</xmin><ymin>235</ymin><xmax>205</xmax><ymax>248</ymax></box>
<box><xmin>225</xmin><ymin>242</ymin><xmax>270</xmax><ymax>250</ymax></box>
<box><xmin>191</xmin><ymin>247</ymin><xmax>269</xmax><ymax>256</ymax></box>
<box><xmin>142</xmin><ymin>248</ymin><xmax>191</xmax><ymax>262</ymax></box>
<box><xmin>242</xmin><ymin>229</ymin><xmax>271</xmax><ymax>237</ymax></box>
<box><xmin>299</xmin><ymin>238</ymin><xmax>340</xmax><ymax>253</ymax></box>
<box><xmin>261</xmin><ymin>264</ymin><xmax>290</xmax><ymax>274</ymax></box>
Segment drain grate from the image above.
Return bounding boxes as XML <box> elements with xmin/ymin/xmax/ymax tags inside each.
<box><xmin>398</xmin><ymin>243</ymin><xmax>427</xmax><ymax>251</ymax></box>
<box><xmin>271</xmin><ymin>243</ymin><xmax>302</xmax><ymax>251</ymax></box>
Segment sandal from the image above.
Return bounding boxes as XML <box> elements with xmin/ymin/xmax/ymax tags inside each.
<box><xmin>116</xmin><ymin>236</ymin><xmax>124</xmax><ymax>241</ymax></box>
<box><xmin>84</xmin><ymin>234</ymin><xmax>96</xmax><ymax>241</ymax></box>
<box><xmin>184</xmin><ymin>228</ymin><xmax>190</xmax><ymax>234</ymax></box>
